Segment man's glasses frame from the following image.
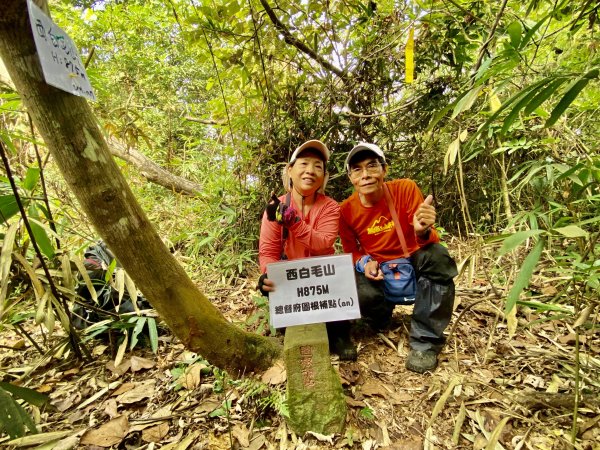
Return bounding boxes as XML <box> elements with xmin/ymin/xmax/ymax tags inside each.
<box><xmin>349</xmin><ymin>162</ymin><xmax>382</xmax><ymax>178</ymax></box>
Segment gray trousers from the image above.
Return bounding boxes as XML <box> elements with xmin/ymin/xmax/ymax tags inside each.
<box><xmin>356</xmin><ymin>243</ymin><xmax>458</xmax><ymax>353</ymax></box>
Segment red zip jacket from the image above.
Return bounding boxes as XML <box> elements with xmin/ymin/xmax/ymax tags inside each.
<box><xmin>259</xmin><ymin>193</ymin><xmax>340</xmax><ymax>273</ymax></box>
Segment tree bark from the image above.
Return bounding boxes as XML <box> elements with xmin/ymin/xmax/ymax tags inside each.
<box><xmin>0</xmin><ymin>0</ymin><xmax>280</xmax><ymax>375</ymax></box>
<box><xmin>107</xmin><ymin>138</ymin><xmax>203</xmax><ymax>196</ymax></box>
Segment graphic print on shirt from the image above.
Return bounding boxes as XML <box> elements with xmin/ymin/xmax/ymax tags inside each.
<box><xmin>367</xmin><ymin>215</ymin><xmax>394</xmax><ymax>235</ymax></box>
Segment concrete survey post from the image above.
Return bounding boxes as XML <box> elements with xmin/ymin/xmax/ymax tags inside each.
<box><xmin>284</xmin><ymin>323</ymin><xmax>347</xmax><ymax>435</ymax></box>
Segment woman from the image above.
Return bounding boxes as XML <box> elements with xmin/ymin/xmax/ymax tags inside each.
<box><xmin>257</xmin><ymin>140</ymin><xmax>356</xmax><ymax>360</ymax></box>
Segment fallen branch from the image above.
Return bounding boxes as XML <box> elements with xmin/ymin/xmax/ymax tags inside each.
<box><xmin>107</xmin><ymin>138</ymin><xmax>203</xmax><ymax>196</ymax></box>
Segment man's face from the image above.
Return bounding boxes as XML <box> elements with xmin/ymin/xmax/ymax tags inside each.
<box><xmin>348</xmin><ymin>156</ymin><xmax>387</xmax><ymax>196</ymax></box>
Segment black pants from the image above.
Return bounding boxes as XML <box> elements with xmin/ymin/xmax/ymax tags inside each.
<box><xmin>355</xmin><ymin>243</ymin><xmax>458</xmax><ymax>353</ymax></box>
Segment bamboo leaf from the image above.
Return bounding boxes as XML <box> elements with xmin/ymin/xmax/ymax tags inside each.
<box><xmin>114</xmin><ymin>329</ymin><xmax>129</xmax><ymax>368</ymax></box>
<box><xmin>0</xmin><ymin>221</ymin><xmax>19</xmax><ymax>308</ymax></box>
<box><xmin>506</xmin><ymin>303</ymin><xmax>518</xmax><ymax>338</ymax></box>
<box><xmin>114</xmin><ymin>268</ymin><xmax>125</xmax><ymax>306</ymax></box>
<box><xmin>22</xmin><ymin>167</ymin><xmax>40</xmax><ymax>191</ymax></box>
<box><xmin>523</xmin><ymin>77</ymin><xmax>568</xmax><ymax>115</ymax></box>
<box><xmin>452</xmin><ymin>402</ymin><xmax>466</xmax><ymax>445</ymax></box>
<box><xmin>506</xmin><ymin>21</ymin><xmax>522</xmax><ymax>48</ymax></box>
<box><xmin>500</xmin><ymin>86</ymin><xmax>541</xmax><ymax>135</ymax></box>
<box><xmin>485</xmin><ymin>417</ymin><xmax>510</xmax><ymax>450</ymax></box>
<box><xmin>573</xmin><ymin>305</ymin><xmax>594</xmax><ymax>328</ymax></box>
<box><xmin>147</xmin><ymin>317</ymin><xmax>158</xmax><ymax>354</ymax></box>
<box><xmin>130</xmin><ymin>317</ymin><xmax>146</xmax><ymax>350</ymax></box>
<box><xmin>505</xmin><ymin>238</ymin><xmax>545</xmax><ymax>313</ymax></box>
<box><xmin>545</xmin><ymin>68</ymin><xmax>599</xmax><ymax>127</ymax></box>
<box><xmin>553</xmin><ymin>225</ymin><xmax>588</xmax><ymax>238</ymax></box>
<box><xmin>452</xmin><ymin>85</ymin><xmax>483</xmax><ymax>119</ymax></box>
<box><xmin>0</xmin><ymin>382</ymin><xmax>48</xmax><ymax>407</ymax></box>
<box><xmin>0</xmin><ymin>194</ymin><xmax>23</xmax><ymax>222</ymax></box>
<box><xmin>444</xmin><ymin>136</ymin><xmax>460</xmax><ymax>175</ymax></box>
<box><xmin>0</xmin><ymin>388</ymin><xmax>37</xmax><ymax>439</ymax></box>
<box><xmin>124</xmin><ymin>272</ymin><xmax>139</xmax><ymax>315</ymax></box>
<box><xmin>12</xmin><ymin>253</ymin><xmax>44</xmax><ymax>299</ymax></box>
<box><xmin>105</xmin><ymin>258</ymin><xmax>117</xmax><ymax>283</ymax></box>
<box><xmin>61</xmin><ymin>253</ymin><xmax>74</xmax><ymax>291</ymax></box>
<box><xmin>35</xmin><ymin>290</ymin><xmax>49</xmax><ymax>325</ymax></box>
<box><xmin>45</xmin><ymin>296</ymin><xmax>55</xmax><ymax>333</ymax></box>
<box><xmin>72</xmin><ymin>255</ymin><xmax>98</xmax><ymax>304</ymax></box>
<box><xmin>499</xmin><ymin>230</ymin><xmax>544</xmax><ymax>255</ymax></box>
<box><xmin>519</xmin><ymin>11</ymin><xmax>552</xmax><ymax>49</ymax></box>
<box><xmin>429</xmin><ymin>376</ymin><xmax>462</xmax><ymax>425</ymax></box>
<box><xmin>27</xmin><ymin>213</ymin><xmax>55</xmax><ymax>259</ymax></box>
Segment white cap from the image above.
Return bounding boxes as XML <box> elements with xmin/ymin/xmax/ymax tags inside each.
<box><xmin>289</xmin><ymin>139</ymin><xmax>330</xmax><ymax>164</ymax></box>
<box><xmin>344</xmin><ymin>142</ymin><xmax>386</xmax><ymax>172</ymax></box>
<box><xmin>283</xmin><ymin>139</ymin><xmax>330</xmax><ymax>193</ymax></box>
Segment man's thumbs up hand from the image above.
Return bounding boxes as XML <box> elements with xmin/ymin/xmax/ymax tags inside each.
<box><xmin>413</xmin><ymin>194</ymin><xmax>436</xmax><ymax>236</ymax></box>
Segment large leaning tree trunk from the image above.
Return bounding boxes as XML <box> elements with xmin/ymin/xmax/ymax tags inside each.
<box><xmin>0</xmin><ymin>0</ymin><xmax>280</xmax><ymax>375</ymax></box>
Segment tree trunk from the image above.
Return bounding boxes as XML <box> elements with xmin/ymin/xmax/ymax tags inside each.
<box><xmin>0</xmin><ymin>0</ymin><xmax>280</xmax><ymax>375</ymax></box>
<box><xmin>107</xmin><ymin>137</ymin><xmax>203</xmax><ymax>196</ymax></box>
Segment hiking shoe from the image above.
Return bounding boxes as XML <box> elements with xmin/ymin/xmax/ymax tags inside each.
<box><xmin>330</xmin><ymin>336</ymin><xmax>358</xmax><ymax>361</ymax></box>
<box><xmin>405</xmin><ymin>350</ymin><xmax>438</xmax><ymax>373</ymax></box>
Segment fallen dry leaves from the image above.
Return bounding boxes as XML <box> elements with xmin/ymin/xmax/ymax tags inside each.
<box><xmin>1</xmin><ymin>240</ymin><xmax>599</xmax><ymax>449</ymax></box>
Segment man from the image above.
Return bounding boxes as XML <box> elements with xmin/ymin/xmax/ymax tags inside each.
<box><xmin>338</xmin><ymin>143</ymin><xmax>458</xmax><ymax>373</ymax></box>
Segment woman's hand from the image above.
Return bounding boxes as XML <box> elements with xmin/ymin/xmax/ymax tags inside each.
<box><xmin>257</xmin><ymin>273</ymin><xmax>276</xmax><ymax>296</ymax></box>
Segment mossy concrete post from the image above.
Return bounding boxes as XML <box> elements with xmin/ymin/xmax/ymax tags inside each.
<box><xmin>284</xmin><ymin>323</ymin><xmax>346</xmax><ymax>435</ymax></box>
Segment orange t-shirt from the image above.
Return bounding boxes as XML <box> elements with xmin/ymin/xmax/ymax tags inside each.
<box><xmin>339</xmin><ymin>179</ymin><xmax>439</xmax><ymax>264</ymax></box>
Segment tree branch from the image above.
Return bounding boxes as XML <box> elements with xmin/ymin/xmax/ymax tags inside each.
<box><xmin>107</xmin><ymin>137</ymin><xmax>203</xmax><ymax>196</ymax></box>
<box><xmin>258</xmin><ymin>0</ymin><xmax>346</xmax><ymax>80</ymax></box>
<box><xmin>184</xmin><ymin>116</ymin><xmax>226</xmax><ymax>126</ymax></box>
<box><xmin>471</xmin><ymin>0</ymin><xmax>509</xmax><ymax>82</ymax></box>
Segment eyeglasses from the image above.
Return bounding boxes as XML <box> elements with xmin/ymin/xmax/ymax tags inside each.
<box><xmin>349</xmin><ymin>162</ymin><xmax>382</xmax><ymax>178</ymax></box>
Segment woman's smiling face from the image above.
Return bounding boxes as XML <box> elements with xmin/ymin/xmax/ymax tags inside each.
<box><xmin>287</xmin><ymin>149</ymin><xmax>326</xmax><ymax>196</ymax></box>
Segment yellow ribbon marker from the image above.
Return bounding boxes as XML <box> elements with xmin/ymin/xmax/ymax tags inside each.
<box><xmin>405</xmin><ymin>27</ymin><xmax>415</xmax><ymax>84</ymax></box>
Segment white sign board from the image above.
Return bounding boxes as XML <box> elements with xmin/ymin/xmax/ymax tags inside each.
<box><xmin>267</xmin><ymin>254</ymin><xmax>361</xmax><ymax>329</ymax></box>
<box><xmin>27</xmin><ymin>0</ymin><xmax>96</xmax><ymax>101</ymax></box>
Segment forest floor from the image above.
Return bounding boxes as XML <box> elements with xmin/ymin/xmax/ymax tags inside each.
<box><xmin>1</xmin><ymin>240</ymin><xmax>599</xmax><ymax>450</ymax></box>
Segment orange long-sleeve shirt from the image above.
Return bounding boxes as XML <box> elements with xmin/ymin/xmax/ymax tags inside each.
<box><xmin>339</xmin><ymin>179</ymin><xmax>439</xmax><ymax>264</ymax></box>
<box><xmin>259</xmin><ymin>193</ymin><xmax>340</xmax><ymax>273</ymax></box>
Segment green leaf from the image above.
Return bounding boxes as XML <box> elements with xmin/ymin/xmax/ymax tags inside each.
<box><xmin>523</xmin><ymin>77</ymin><xmax>568</xmax><ymax>115</ymax></box>
<box><xmin>519</xmin><ymin>11</ymin><xmax>552</xmax><ymax>49</ymax></box>
<box><xmin>0</xmin><ymin>194</ymin><xmax>23</xmax><ymax>222</ymax></box>
<box><xmin>451</xmin><ymin>85</ymin><xmax>483</xmax><ymax>119</ymax></box>
<box><xmin>517</xmin><ymin>300</ymin><xmax>572</xmax><ymax>314</ymax></box>
<box><xmin>506</xmin><ymin>21</ymin><xmax>522</xmax><ymax>48</ymax></box>
<box><xmin>471</xmin><ymin>76</ymin><xmax>553</xmax><ymax>142</ymax></box>
<box><xmin>27</xmin><ymin>207</ymin><xmax>55</xmax><ymax>259</ymax></box>
<box><xmin>105</xmin><ymin>258</ymin><xmax>117</xmax><ymax>283</ymax></box>
<box><xmin>505</xmin><ymin>238</ymin><xmax>545</xmax><ymax>313</ymax></box>
<box><xmin>500</xmin><ymin>85</ymin><xmax>543</xmax><ymax>135</ymax></box>
<box><xmin>553</xmin><ymin>225</ymin><xmax>588</xmax><ymax>238</ymax></box>
<box><xmin>499</xmin><ymin>230</ymin><xmax>544</xmax><ymax>255</ymax></box>
<box><xmin>0</xmin><ymin>387</ymin><xmax>38</xmax><ymax>439</ymax></box>
<box><xmin>0</xmin><ymin>382</ymin><xmax>48</xmax><ymax>407</ymax></box>
<box><xmin>545</xmin><ymin>68</ymin><xmax>599</xmax><ymax>128</ymax></box>
<box><xmin>130</xmin><ymin>316</ymin><xmax>147</xmax><ymax>350</ymax></box>
<box><xmin>147</xmin><ymin>317</ymin><xmax>158</xmax><ymax>353</ymax></box>
<box><xmin>22</xmin><ymin>168</ymin><xmax>40</xmax><ymax>191</ymax></box>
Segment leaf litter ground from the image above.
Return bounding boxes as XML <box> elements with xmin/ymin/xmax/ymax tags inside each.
<box><xmin>1</xmin><ymin>241</ymin><xmax>599</xmax><ymax>449</ymax></box>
